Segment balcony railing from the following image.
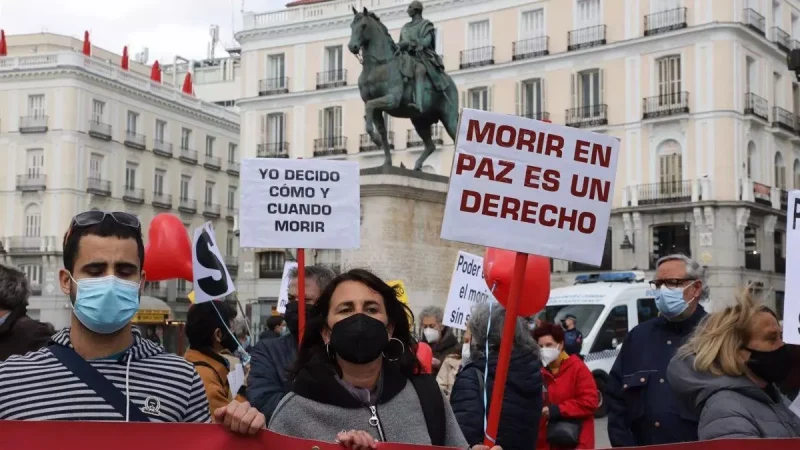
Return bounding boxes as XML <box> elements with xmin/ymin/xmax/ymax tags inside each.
<box><xmin>772</xmin><ymin>107</ymin><xmax>796</xmax><ymax>132</ymax></box>
<box><xmin>179</xmin><ymin>148</ymin><xmax>198</xmax><ymax>164</ymax></box>
<box><xmin>87</xmin><ymin>177</ymin><xmax>111</xmax><ymax>196</ymax></box>
<box><xmin>512</xmin><ymin>37</ymin><xmax>548</xmax><ymax>61</ymax></box>
<box><xmin>153</xmin><ymin>139</ymin><xmax>173</xmax><ymax>157</ymax></box>
<box><xmin>227</xmin><ymin>161</ymin><xmax>240</xmax><ymax>176</ymax></box>
<box><xmin>226</xmin><ymin>207</ymin><xmax>238</xmax><ymax>220</ymax></box>
<box><xmin>644</xmin><ymin>7</ymin><xmax>687</xmax><ymax>36</ymax></box>
<box><xmin>316</xmin><ymin>69</ymin><xmax>347</xmax><ymax>89</ymax></box>
<box><xmin>772</xmin><ymin>27</ymin><xmax>791</xmax><ymax>52</ymax></box>
<box><xmin>459</xmin><ymin>46</ymin><xmax>495</xmax><ymax>69</ymax></box>
<box><xmin>19</xmin><ymin>115</ymin><xmax>48</xmax><ymax>133</ymax></box>
<box><xmin>359</xmin><ymin>132</ymin><xmax>395</xmax><ymax>152</ymax></box>
<box><xmin>520</xmin><ymin>111</ymin><xmax>550</xmax><ymax>122</ymax></box>
<box><xmin>178</xmin><ymin>198</ymin><xmax>198</xmax><ymax>213</ymax></box>
<box><xmin>313</xmin><ymin>136</ymin><xmax>348</xmax><ymax>156</ymax></box>
<box><xmin>202</xmin><ymin>203</ymin><xmax>221</xmax><ymax>218</ymax></box>
<box><xmin>567</xmin><ymin>25</ymin><xmax>607</xmax><ymax>51</ymax></box>
<box><xmin>88</xmin><ymin>120</ymin><xmax>112</xmax><ymax>140</ymax></box>
<box><xmin>257</xmin><ymin>142</ymin><xmax>290</xmax><ymax>158</ymax></box>
<box><xmin>642</xmin><ymin>92</ymin><xmax>690</xmax><ymax>119</ymax></box>
<box><xmin>743</xmin><ymin>8</ymin><xmax>766</xmax><ymax>36</ymax></box>
<box><xmin>8</xmin><ymin>236</ymin><xmax>50</xmax><ymax>253</ymax></box>
<box><xmin>204</xmin><ymin>154</ymin><xmax>222</xmax><ymax>170</ymax></box>
<box><xmin>124</xmin><ymin>131</ymin><xmax>146</xmax><ymax>150</ymax></box>
<box><xmin>753</xmin><ymin>182</ymin><xmax>772</xmax><ymax>206</ymax></box>
<box><xmin>565</xmin><ymin>105</ymin><xmax>608</xmax><ymax>128</ymax></box>
<box><xmin>406</xmin><ymin>125</ymin><xmax>444</xmax><ymax>148</ymax></box>
<box><xmin>152</xmin><ymin>192</ymin><xmax>172</xmax><ymax>209</ymax></box>
<box><xmin>744</xmin><ymin>93</ymin><xmax>769</xmax><ymax>121</ymax></box>
<box><xmin>259</xmin><ymin>77</ymin><xmax>290</xmax><ymax>96</ymax></box>
<box><xmin>16</xmin><ymin>174</ymin><xmax>46</xmax><ymax>191</ymax></box>
<box><xmin>636</xmin><ymin>181</ymin><xmax>692</xmax><ymax>206</ymax></box>
<box><xmin>122</xmin><ymin>187</ymin><xmax>145</xmax><ymax>204</ymax></box>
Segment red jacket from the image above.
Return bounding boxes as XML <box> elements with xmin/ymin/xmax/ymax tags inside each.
<box><xmin>536</xmin><ymin>354</ymin><xmax>598</xmax><ymax>450</ymax></box>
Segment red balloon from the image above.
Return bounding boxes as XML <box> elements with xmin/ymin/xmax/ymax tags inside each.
<box><xmin>483</xmin><ymin>248</ymin><xmax>551</xmax><ymax>317</ymax></box>
<box><xmin>415</xmin><ymin>342</ymin><xmax>433</xmax><ymax>374</ymax></box>
<box><xmin>144</xmin><ymin>213</ymin><xmax>193</xmax><ymax>282</ymax></box>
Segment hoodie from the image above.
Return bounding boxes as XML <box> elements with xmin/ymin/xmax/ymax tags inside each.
<box><xmin>667</xmin><ymin>353</ymin><xmax>800</xmax><ymax>440</ymax></box>
<box><xmin>0</xmin><ymin>327</ymin><xmax>210</xmax><ymax>422</ymax></box>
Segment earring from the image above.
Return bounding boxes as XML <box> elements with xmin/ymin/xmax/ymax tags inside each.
<box><xmin>326</xmin><ymin>342</ymin><xmax>336</xmax><ymax>359</ymax></box>
<box><xmin>382</xmin><ymin>337</ymin><xmax>406</xmax><ymax>362</ymax></box>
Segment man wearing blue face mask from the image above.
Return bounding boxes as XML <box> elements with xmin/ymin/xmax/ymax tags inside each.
<box><xmin>0</xmin><ymin>210</ymin><xmax>266</xmax><ymax>435</ymax></box>
<box><xmin>606</xmin><ymin>254</ymin><xmax>708</xmax><ymax>447</ymax></box>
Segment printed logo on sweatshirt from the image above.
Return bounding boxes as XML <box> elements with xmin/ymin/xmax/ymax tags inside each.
<box><xmin>141</xmin><ymin>396</ymin><xmax>161</xmax><ymax>416</ymax></box>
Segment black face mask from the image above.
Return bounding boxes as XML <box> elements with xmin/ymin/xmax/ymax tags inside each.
<box><xmin>746</xmin><ymin>345</ymin><xmax>791</xmax><ymax>384</ymax></box>
<box><xmin>284</xmin><ymin>301</ymin><xmax>309</xmax><ymax>337</ymax></box>
<box><xmin>220</xmin><ymin>330</ymin><xmax>239</xmax><ymax>353</ymax></box>
<box><xmin>329</xmin><ymin>314</ymin><xmax>389</xmax><ymax>364</ymax></box>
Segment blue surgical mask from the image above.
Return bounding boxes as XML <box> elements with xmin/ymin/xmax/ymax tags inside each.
<box><xmin>72</xmin><ymin>275</ymin><xmax>141</xmax><ymax>334</ymax></box>
<box><xmin>280</xmin><ymin>326</ymin><xmax>290</xmax><ymax>336</ymax></box>
<box><xmin>653</xmin><ymin>284</ymin><xmax>694</xmax><ymax>320</ymax></box>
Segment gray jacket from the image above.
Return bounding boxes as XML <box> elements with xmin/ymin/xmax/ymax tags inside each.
<box><xmin>667</xmin><ymin>353</ymin><xmax>800</xmax><ymax>440</ymax></box>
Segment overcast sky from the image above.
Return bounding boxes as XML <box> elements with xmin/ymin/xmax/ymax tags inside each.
<box><xmin>0</xmin><ymin>0</ymin><xmax>284</xmax><ymax>63</ymax></box>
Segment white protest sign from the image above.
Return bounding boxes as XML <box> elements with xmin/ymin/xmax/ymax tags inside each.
<box><xmin>239</xmin><ymin>158</ymin><xmax>360</xmax><ymax>249</ymax></box>
<box><xmin>192</xmin><ymin>222</ymin><xmax>236</xmax><ymax>304</ymax></box>
<box><xmin>443</xmin><ymin>251</ymin><xmax>496</xmax><ymax>330</ymax></box>
<box><xmin>227</xmin><ymin>363</ymin><xmax>245</xmax><ymax>399</ymax></box>
<box><xmin>276</xmin><ymin>260</ymin><xmax>299</xmax><ymax>314</ymax></box>
<box><xmin>783</xmin><ymin>190</ymin><xmax>800</xmax><ymax>344</ymax></box>
<box><xmin>440</xmin><ymin>109</ymin><xmax>620</xmax><ymax>266</ymax></box>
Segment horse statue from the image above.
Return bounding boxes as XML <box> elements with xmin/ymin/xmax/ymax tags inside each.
<box><xmin>348</xmin><ymin>5</ymin><xmax>459</xmax><ymax>171</ymax></box>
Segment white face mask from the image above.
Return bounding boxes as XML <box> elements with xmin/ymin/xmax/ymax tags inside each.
<box><xmin>461</xmin><ymin>343</ymin><xmax>471</xmax><ymax>361</ymax></box>
<box><xmin>540</xmin><ymin>347</ymin><xmax>561</xmax><ymax>366</ymax></box>
<box><xmin>423</xmin><ymin>328</ymin><xmax>440</xmax><ymax>343</ymax></box>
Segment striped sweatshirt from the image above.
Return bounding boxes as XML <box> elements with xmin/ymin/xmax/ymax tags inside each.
<box><xmin>0</xmin><ymin>327</ymin><xmax>211</xmax><ymax>422</ymax></box>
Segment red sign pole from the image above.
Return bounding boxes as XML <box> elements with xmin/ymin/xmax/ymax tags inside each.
<box><xmin>483</xmin><ymin>251</ymin><xmax>528</xmax><ymax>446</ymax></box>
<box><xmin>296</xmin><ymin>248</ymin><xmax>306</xmax><ymax>346</ymax></box>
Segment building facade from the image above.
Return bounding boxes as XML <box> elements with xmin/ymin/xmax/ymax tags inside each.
<box><xmin>234</xmin><ymin>0</ymin><xmax>798</xmax><ymax>314</ymax></box>
<box><xmin>0</xmin><ymin>33</ymin><xmax>241</xmax><ymax>329</ymax></box>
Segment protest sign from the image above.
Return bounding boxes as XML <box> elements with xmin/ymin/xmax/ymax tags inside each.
<box><xmin>443</xmin><ymin>251</ymin><xmax>495</xmax><ymax>330</ymax></box>
<box><xmin>784</xmin><ymin>190</ymin><xmax>800</xmax><ymax>344</ymax></box>
<box><xmin>440</xmin><ymin>108</ymin><xmax>620</xmax><ymax>266</ymax></box>
<box><xmin>239</xmin><ymin>158</ymin><xmax>360</xmax><ymax>249</ymax></box>
<box><xmin>276</xmin><ymin>260</ymin><xmax>299</xmax><ymax>314</ymax></box>
<box><xmin>192</xmin><ymin>222</ymin><xmax>236</xmax><ymax>304</ymax></box>
<box><xmin>387</xmin><ymin>280</ymin><xmax>409</xmax><ymax>305</ymax></box>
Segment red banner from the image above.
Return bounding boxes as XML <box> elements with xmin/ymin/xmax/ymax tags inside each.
<box><xmin>0</xmin><ymin>421</ymin><xmax>799</xmax><ymax>450</ymax></box>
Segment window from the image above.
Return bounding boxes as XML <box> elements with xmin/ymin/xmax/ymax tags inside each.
<box><xmin>155</xmin><ymin>120</ymin><xmax>167</xmax><ymax>143</ymax></box>
<box><xmin>125</xmin><ymin>163</ymin><xmax>137</xmax><ymax>190</ymax></box>
<box><xmin>89</xmin><ymin>154</ymin><xmax>103</xmax><ymax>180</ymax></box>
<box><xmin>520</xmin><ymin>9</ymin><xmax>544</xmax><ymax>39</ymax></box>
<box><xmin>793</xmin><ymin>13</ymin><xmax>799</xmax><ymax>38</ymax></box>
<box><xmin>656</xmin><ymin>55</ymin><xmax>682</xmax><ymax>103</ymax></box>
<box><xmin>652</xmin><ymin>224</ymin><xmax>691</xmax><ymax>266</ymax></box>
<box><xmin>126</xmin><ymin>111</ymin><xmax>139</xmax><ymax>134</ymax></box>
<box><xmin>227</xmin><ymin>186</ymin><xmax>237</xmax><ymax>209</ymax></box>
<box><xmin>180</xmin><ymin>175</ymin><xmax>191</xmax><ymax>200</ymax></box>
<box><xmin>92</xmin><ymin>100</ymin><xmax>105</xmax><ymax>123</ymax></box>
<box><xmin>517</xmin><ymin>79</ymin><xmax>544</xmax><ymax>118</ymax></box>
<box><xmin>773</xmin><ymin>0</ymin><xmax>782</xmax><ymax>29</ymax></box>
<box><xmin>181</xmin><ymin>128</ymin><xmax>192</xmax><ymax>150</ymax></box>
<box><xmin>774</xmin><ymin>72</ymin><xmax>782</xmax><ymax>108</ymax></box>
<box><xmin>794</xmin><ymin>84</ymin><xmax>800</xmax><ymax>115</ymax></box>
<box><xmin>324</xmin><ymin>46</ymin><xmax>343</xmax><ymax>79</ymax></box>
<box><xmin>320</xmin><ymin>106</ymin><xmax>343</xmax><ymax>141</ymax></box>
<box><xmin>205</xmin><ymin>135</ymin><xmax>215</xmax><ymax>157</ymax></box>
<box><xmin>258</xmin><ymin>251</ymin><xmax>285</xmax><ymax>278</ymax></box>
<box><xmin>744</xmin><ymin>225</ymin><xmax>760</xmax><ymax>270</ymax></box>
<box><xmin>467</xmin><ymin>87</ymin><xmax>491</xmax><ymax>111</ymax></box>
<box><xmin>651</xmin><ymin>0</ymin><xmax>680</xmax><ymax>12</ymax></box>
<box><xmin>228</xmin><ymin>143</ymin><xmax>237</xmax><ymax>163</ymax></box>
<box><xmin>267</xmin><ymin>54</ymin><xmax>286</xmax><ymax>89</ymax></box>
<box><xmin>775</xmin><ymin>230</ymin><xmax>786</xmax><ymax>274</ymax></box>
<box><xmin>776</xmin><ymin>291</ymin><xmax>785</xmax><ymax>321</ymax></box>
<box><xmin>26</xmin><ymin>149</ymin><xmax>44</xmax><ymax>178</ymax></box>
<box><xmin>590</xmin><ymin>305</ymin><xmax>628</xmax><ymax>353</ymax></box>
<box><xmin>467</xmin><ymin>20</ymin><xmax>490</xmax><ymax>50</ymax></box>
<box><xmin>747</xmin><ymin>141</ymin><xmax>758</xmax><ymax>180</ymax></box>
<box><xmin>154</xmin><ymin>169</ymin><xmax>165</xmax><ymax>195</ymax></box>
<box><xmin>226</xmin><ymin>231</ymin><xmax>235</xmax><ymax>257</ymax></box>
<box><xmin>28</xmin><ymin>94</ymin><xmax>45</xmax><ymax>118</ymax></box>
<box><xmin>263</xmin><ymin>113</ymin><xmax>286</xmax><ymax>145</ymax></box>
<box><xmin>24</xmin><ymin>204</ymin><xmax>41</xmax><ymax>237</ymax></box>
<box><xmin>572</xmin><ymin>69</ymin><xmax>604</xmax><ymax>116</ymax></box>
<box><xmin>205</xmin><ymin>181</ymin><xmax>215</xmax><ymax>205</ymax></box>
<box><xmin>775</xmin><ymin>152</ymin><xmax>786</xmax><ymax>188</ymax></box>
<box><xmin>577</xmin><ymin>0</ymin><xmax>601</xmax><ymax>27</ymax></box>
<box><xmin>637</xmin><ymin>298</ymin><xmax>659</xmax><ymax>324</ymax></box>
<box><xmin>746</xmin><ymin>56</ymin><xmax>757</xmax><ymax>94</ymax></box>
<box><xmin>658</xmin><ymin>140</ymin><xmax>682</xmax><ymax>189</ymax></box>
<box><xmin>20</xmin><ymin>264</ymin><xmax>42</xmax><ymax>288</ymax></box>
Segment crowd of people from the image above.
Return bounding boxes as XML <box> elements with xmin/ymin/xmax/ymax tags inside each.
<box><xmin>0</xmin><ymin>209</ymin><xmax>799</xmax><ymax>449</ymax></box>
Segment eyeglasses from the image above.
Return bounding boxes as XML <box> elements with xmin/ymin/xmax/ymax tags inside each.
<box><xmin>63</xmin><ymin>211</ymin><xmax>141</xmax><ymax>245</ymax></box>
<box><xmin>649</xmin><ymin>278</ymin><xmax>698</xmax><ymax>290</ymax></box>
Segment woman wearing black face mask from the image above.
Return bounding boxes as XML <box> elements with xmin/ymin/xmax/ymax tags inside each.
<box><xmin>667</xmin><ymin>288</ymin><xmax>800</xmax><ymax>440</ymax></box>
<box><xmin>268</xmin><ymin>269</ymin><xmax>500</xmax><ymax>450</ymax></box>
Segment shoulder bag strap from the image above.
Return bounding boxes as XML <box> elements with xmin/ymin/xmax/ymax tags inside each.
<box><xmin>192</xmin><ymin>360</ymin><xmax>227</xmax><ymax>388</ymax></box>
<box><xmin>49</xmin><ymin>345</ymin><xmax>150</xmax><ymax>422</ymax></box>
<box><xmin>472</xmin><ymin>367</ymin><xmax>485</xmax><ymax>398</ymax></box>
<box><xmin>410</xmin><ymin>374</ymin><xmax>446</xmax><ymax>446</ymax></box>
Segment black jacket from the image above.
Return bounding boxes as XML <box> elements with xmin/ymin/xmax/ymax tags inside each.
<box><xmin>259</xmin><ymin>329</ymin><xmax>280</xmax><ymax>341</ymax></box>
<box><xmin>247</xmin><ymin>333</ymin><xmax>297</xmax><ymax>420</ymax></box>
<box><xmin>450</xmin><ymin>349</ymin><xmax>543</xmax><ymax>450</ymax></box>
<box><xmin>0</xmin><ymin>308</ymin><xmax>54</xmax><ymax>361</ymax></box>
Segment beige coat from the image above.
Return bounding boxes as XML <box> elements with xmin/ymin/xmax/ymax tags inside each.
<box><xmin>436</xmin><ymin>355</ymin><xmax>463</xmax><ymax>399</ymax></box>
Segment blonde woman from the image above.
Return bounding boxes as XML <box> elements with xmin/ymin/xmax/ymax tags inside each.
<box><xmin>667</xmin><ymin>289</ymin><xmax>800</xmax><ymax>439</ymax></box>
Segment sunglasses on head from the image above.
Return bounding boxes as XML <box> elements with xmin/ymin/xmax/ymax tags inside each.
<box><xmin>63</xmin><ymin>211</ymin><xmax>141</xmax><ymax>246</ymax></box>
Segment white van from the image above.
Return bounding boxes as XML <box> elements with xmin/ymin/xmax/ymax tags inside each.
<box><xmin>536</xmin><ymin>271</ymin><xmax>655</xmax><ymax>418</ymax></box>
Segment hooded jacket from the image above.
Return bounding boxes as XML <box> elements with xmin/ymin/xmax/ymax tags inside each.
<box><xmin>0</xmin><ymin>327</ymin><xmax>210</xmax><ymax>422</ymax></box>
<box><xmin>667</xmin><ymin>353</ymin><xmax>800</xmax><ymax>440</ymax></box>
<box><xmin>247</xmin><ymin>332</ymin><xmax>297</xmax><ymax>420</ymax></box>
<box><xmin>0</xmin><ymin>307</ymin><xmax>53</xmax><ymax>361</ymax></box>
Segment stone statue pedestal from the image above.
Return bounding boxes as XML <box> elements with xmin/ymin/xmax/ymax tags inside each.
<box><xmin>341</xmin><ymin>166</ymin><xmax>484</xmax><ymax>320</ymax></box>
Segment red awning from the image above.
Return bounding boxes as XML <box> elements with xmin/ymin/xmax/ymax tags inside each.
<box><xmin>0</xmin><ymin>30</ymin><xmax>7</xmax><ymax>57</ymax></box>
<box><xmin>82</xmin><ymin>31</ymin><xmax>91</xmax><ymax>56</ymax></box>
<box><xmin>182</xmin><ymin>72</ymin><xmax>193</xmax><ymax>95</ymax></box>
<box><xmin>121</xmin><ymin>46</ymin><xmax>129</xmax><ymax>70</ymax></box>
<box><xmin>150</xmin><ymin>60</ymin><xmax>161</xmax><ymax>83</ymax></box>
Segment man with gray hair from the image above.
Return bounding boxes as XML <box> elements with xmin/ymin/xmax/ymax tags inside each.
<box><xmin>0</xmin><ymin>264</ymin><xmax>54</xmax><ymax>360</ymax></box>
<box><xmin>606</xmin><ymin>254</ymin><xmax>708</xmax><ymax>447</ymax></box>
<box><xmin>247</xmin><ymin>264</ymin><xmax>336</xmax><ymax>420</ymax></box>
<box><xmin>419</xmin><ymin>305</ymin><xmax>461</xmax><ymax>370</ymax></box>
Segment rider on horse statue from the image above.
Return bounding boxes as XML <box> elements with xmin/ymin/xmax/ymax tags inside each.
<box><xmin>396</xmin><ymin>1</ymin><xmax>448</xmax><ymax>112</ymax></box>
